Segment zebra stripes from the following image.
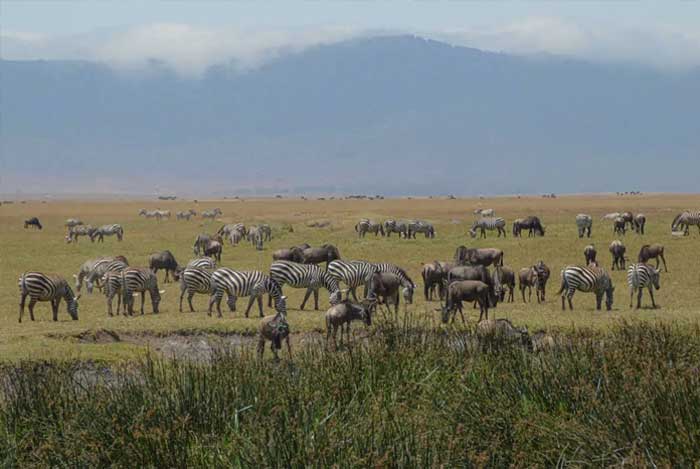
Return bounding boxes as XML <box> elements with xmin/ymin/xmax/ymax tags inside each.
<box><xmin>671</xmin><ymin>210</ymin><xmax>700</xmax><ymax>235</ymax></box>
<box><xmin>121</xmin><ymin>267</ymin><xmax>162</xmax><ymax>315</ymax></box>
<box><xmin>383</xmin><ymin>219</ymin><xmax>409</xmax><ymax>238</ymax></box>
<box><xmin>627</xmin><ymin>263</ymin><xmax>660</xmax><ymax>308</ymax></box>
<box><xmin>270</xmin><ymin>260</ymin><xmax>342</xmax><ymax>310</ymax></box>
<box><xmin>179</xmin><ymin>267</ymin><xmax>213</xmax><ymax>312</ymax></box>
<box><xmin>328</xmin><ymin>260</ymin><xmax>378</xmax><ymax>301</ymax></box>
<box><xmin>90</xmin><ymin>224</ymin><xmax>124</xmax><ymax>242</ymax></box>
<box><xmin>65</xmin><ymin>225</ymin><xmax>93</xmax><ymax>244</ymax></box>
<box><xmin>186</xmin><ymin>257</ymin><xmax>217</xmax><ymax>270</ymax></box>
<box><xmin>407</xmin><ymin>220</ymin><xmax>435</xmax><ymax>239</ymax></box>
<box><xmin>558</xmin><ymin>265</ymin><xmax>614</xmax><ymax>311</ymax></box>
<box><xmin>369</xmin><ymin>262</ymin><xmax>416</xmax><ymax>303</ymax></box>
<box><xmin>469</xmin><ymin>217</ymin><xmax>506</xmax><ymax>238</ymax></box>
<box><xmin>355</xmin><ymin>219</ymin><xmax>384</xmax><ymax>237</ymax></box>
<box><xmin>74</xmin><ymin>258</ymin><xmax>113</xmax><ymax>293</ymax></box>
<box><xmin>101</xmin><ymin>271</ymin><xmax>124</xmax><ymax>316</ymax></box>
<box><xmin>18</xmin><ymin>272</ymin><xmax>79</xmax><ymax>322</ymax></box>
<box><xmin>576</xmin><ymin>214</ymin><xmax>592</xmax><ymax>238</ymax></box>
<box><xmin>209</xmin><ymin>268</ymin><xmax>286</xmax><ymax>317</ymax></box>
<box><xmin>85</xmin><ymin>259</ymin><xmax>128</xmax><ymax>294</ymax></box>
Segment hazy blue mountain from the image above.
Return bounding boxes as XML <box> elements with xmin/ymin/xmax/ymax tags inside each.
<box><xmin>2</xmin><ymin>35</ymin><xmax>699</xmax><ymax>195</ymax></box>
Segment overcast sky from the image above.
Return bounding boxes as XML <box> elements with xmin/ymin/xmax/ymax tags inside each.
<box><xmin>3</xmin><ymin>1</ymin><xmax>700</xmax><ymax>75</ymax></box>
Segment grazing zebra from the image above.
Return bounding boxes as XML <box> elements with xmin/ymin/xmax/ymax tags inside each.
<box><xmin>209</xmin><ymin>268</ymin><xmax>286</xmax><ymax>318</ymax></box>
<box><xmin>407</xmin><ymin>220</ymin><xmax>435</xmax><ymax>239</ymax></box>
<box><xmin>176</xmin><ymin>211</ymin><xmax>193</xmax><ymax>220</ymax></box>
<box><xmin>218</xmin><ymin>223</ymin><xmax>247</xmax><ymax>240</ymax></box>
<box><xmin>469</xmin><ymin>217</ymin><xmax>506</xmax><ymax>238</ymax></box>
<box><xmin>474</xmin><ymin>208</ymin><xmax>495</xmax><ymax>217</ymax></box>
<box><xmin>65</xmin><ymin>225</ymin><xmax>93</xmax><ymax>244</ymax></box>
<box><xmin>633</xmin><ymin>214</ymin><xmax>646</xmax><ymax>234</ymax></box>
<box><xmin>186</xmin><ymin>257</ymin><xmax>217</xmax><ymax>270</ymax></box>
<box><xmin>671</xmin><ymin>210</ymin><xmax>700</xmax><ymax>235</ymax></box>
<box><xmin>18</xmin><ymin>272</ymin><xmax>80</xmax><ymax>322</ymax></box>
<box><xmin>138</xmin><ymin>209</ymin><xmax>161</xmax><ymax>219</ymax></box>
<box><xmin>101</xmin><ymin>271</ymin><xmax>124</xmax><ymax>316</ymax></box>
<box><xmin>179</xmin><ymin>267</ymin><xmax>213</xmax><ymax>312</ymax></box>
<box><xmin>270</xmin><ymin>261</ymin><xmax>342</xmax><ymax>310</ymax></box>
<box><xmin>65</xmin><ymin>218</ymin><xmax>83</xmax><ymax>228</ymax></box>
<box><xmin>627</xmin><ymin>263</ymin><xmax>660</xmax><ymax>309</ymax></box>
<box><xmin>84</xmin><ymin>259</ymin><xmax>128</xmax><ymax>293</ymax></box>
<box><xmin>121</xmin><ymin>267</ymin><xmax>163</xmax><ymax>315</ymax></box>
<box><xmin>355</xmin><ymin>219</ymin><xmax>384</xmax><ymax>238</ymax></box>
<box><xmin>576</xmin><ymin>214</ymin><xmax>593</xmax><ymax>238</ymax></box>
<box><xmin>383</xmin><ymin>219</ymin><xmax>409</xmax><ymax>238</ymax></box>
<box><xmin>557</xmin><ymin>265</ymin><xmax>615</xmax><ymax>311</ymax></box>
<box><xmin>201</xmin><ymin>209</ymin><xmax>221</xmax><ymax>220</ymax></box>
<box><xmin>74</xmin><ymin>258</ymin><xmax>113</xmax><ymax>293</ymax></box>
<box><xmin>90</xmin><ymin>224</ymin><xmax>124</xmax><ymax>242</ymax></box>
<box><xmin>24</xmin><ymin>217</ymin><xmax>42</xmax><ymax>230</ymax></box>
<box><xmin>328</xmin><ymin>260</ymin><xmax>378</xmax><ymax>302</ymax></box>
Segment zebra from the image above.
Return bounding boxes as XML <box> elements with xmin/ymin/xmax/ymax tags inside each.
<box><xmin>218</xmin><ymin>223</ymin><xmax>247</xmax><ymax>244</ymax></box>
<box><xmin>407</xmin><ymin>220</ymin><xmax>435</xmax><ymax>239</ymax></box>
<box><xmin>139</xmin><ymin>209</ymin><xmax>161</xmax><ymax>219</ymax></box>
<box><xmin>247</xmin><ymin>226</ymin><xmax>265</xmax><ymax>250</ymax></box>
<box><xmin>328</xmin><ymin>260</ymin><xmax>378</xmax><ymax>301</ymax></box>
<box><xmin>270</xmin><ymin>260</ymin><xmax>342</xmax><ymax>310</ymax></box>
<box><xmin>74</xmin><ymin>258</ymin><xmax>113</xmax><ymax>293</ymax></box>
<box><xmin>209</xmin><ymin>268</ymin><xmax>286</xmax><ymax>318</ymax></box>
<box><xmin>671</xmin><ymin>210</ymin><xmax>700</xmax><ymax>235</ymax></box>
<box><xmin>355</xmin><ymin>219</ymin><xmax>384</xmax><ymax>238</ymax></box>
<box><xmin>121</xmin><ymin>267</ymin><xmax>163</xmax><ymax>315</ymax></box>
<box><xmin>469</xmin><ymin>217</ymin><xmax>506</xmax><ymax>238</ymax></box>
<box><xmin>474</xmin><ymin>208</ymin><xmax>495</xmax><ymax>217</ymax></box>
<box><xmin>156</xmin><ymin>210</ymin><xmax>171</xmax><ymax>219</ymax></box>
<box><xmin>258</xmin><ymin>223</ymin><xmax>272</xmax><ymax>241</ymax></box>
<box><xmin>201</xmin><ymin>209</ymin><xmax>221</xmax><ymax>220</ymax></box>
<box><xmin>65</xmin><ymin>218</ymin><xmax>84</xmax><ymax>228</ymax></box>
<box><xmin>176</xmin><ymin>211</ymin><xmax>193</xmax><ymax>220</ymax></box>
<box><xmin>633</xmin><ymin>214</ymin><xmax>646</xmax><ymax>234</ymax></box>
<box><xmin>627</xmin><ymin>263</ymin><xmax>660</xmax><ymax>309</ymax></box>
<box><xmin>90</xmin><ymin>224</ymin><xmax>124</xmax><ymax>242</ymax></box>
<box><xmin>101</xmin><ymin>271</ymin><xmax>124</xmax><ymax>316</ymax></box>
<box><xmin>576</xmin><ymin>214</ymin><xmax>593</xmax><ymax>238</ymax></box>
<box><xmin>557</xmin><ymin>265</ymin><xmax>615</xmax><ymax>311</ymax></box>
<box><xmin>383</xmin><ymin>219</ymin><xmax>409</xmax><ymax>238</ymax></box>
<box><xmin>65</xmin><ymin>225</ymin><xmax>93</xmax><ymax>244</ymax></box>
<box><xmin>18</xmin><ymin>272</ymin><xmax>79</xmax><ymax>322</ymax></box>
<box><xmin>179</xmin><ymin>267</ymin><xmax>213</xmax><ymax>312</ymax></box>
<box><xmin>186</xmin><ymin>257</ymin><xmax>217</xmax><ymax>270</ymax></box>
<box><xmin>84</xmin><ymin>259</ymin><xmax>128</xmax><ymax>293</ymax></box>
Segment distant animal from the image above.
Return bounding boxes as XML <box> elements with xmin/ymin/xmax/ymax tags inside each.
<box><xmin>156</xmin><ymin>210</ymin><xmax>171</xmax><ymax>219</ymax></box>
<box><xmin>218</xmin><ymin>223</ymin><xmax>247</xmax><ymax>242</ymax></box>
<box><xmin>407</xmin><ymin>220</ymin><xmax>435</xmax><ymax>238</ymax></box>
<box><xmin>302</xmin><ymin>244</ymin><xmax>341</xmax><ymax>269</ymax></box>
<box><xmin>638</xmin><ymin>244</ymin><xmax>668</xmax><ymax>272</ymax></box>
<box><xmin>627</xmin><ymin>263</ymin><xmax>661</xmax><ymax>309</ymax></box>
<box><xmin>18</xmin><ymin>272</ymin><xmax>79</xmax><ymax>322</ymax></box>
<box><xmin>469</xmin><ymin>217</ymin><xmax>506</xmax><ymax>238</ymax></box>
<box><xmin>270</xmin><ymin>260</ymin><xmax>342</xmax><ymax>310</ymax></box>
<box><xmin>121</xmin><ymin>267</ymin><xmax>164</xmax><ymax>315</ymax></box>
<box><xmin>176</xmin><ymin>211</ymin><xmax>194</xmax><ymax>220</ymax></box>
<box><xmin>601</xmin><ymin>212</ymin><xmax>621</xmax><ymax>221</ymax></box>
<box><xmin>383</xmin><ymin>219</ymin><xmax>409</xmax><ymax>238</ymax></box>
<box><xmin>325</xmin><ymin>300</ymin><xmax>372</xmax><ymax>349</ymax></box>
<box><xmin>421</xmin><ymin>261</ymin><xmax>450</xmax><ymax>301</ymax></box>
<box><xmin>633</xmin><ymin>214</ymin><xmax>646</xmax><ymax>234</ymax></box>
<box><xmin>439</xmin><ymin>280</ymin><xmax>490</xmax><ymax>324</ymax></box>
<box><xmin>609</xmin><ymin>240</ymin><xmax>627</xmax><ymax>270</ymax></box>
<box><xmin>492</xmin><ymin>266</ymin><xmax>515</xmax><ymax>303</ymax></box>
<box><xmin>519</xmin><ymin>216</ymin><xmax>545</xmax><ymax>236</ymax></box>
<box><xmin>613</xmin><ymin>217</ymin><xmax>626</xmax><ymax>235</ymax></box>
<box><xmin>518</xmin><ymin>267</ymin><xmax>539</xmax><ymax>303</ymax></box>
<box><xmin>148</xmin><ymin>250</ymin><xmax>179</xmax><ymax>283</ymax></box>
<box><xmin>258</xmin><ymin>310</ymin><xmax>291</xmax><ymax>359</ymax></box>
<box><xmin>89</xmin><ymin>224</ymin><xmax>124</xmax><ymax>242</ymax></box>
<box><xmin>474</xmin><ymin>208</ymin><xmax>495</xmax><ymax>217</ymax></box>
<box><xmin>583</xmin><ymin>244</ymin><xmax>597</xmax><ymax>265</ymax></box>
<box><xmin>247</xmin><ymin>225</ymin><xmax>265</xmax><ymax>250</ymax></box>
<box><xmin>64</xmin><ymin>218</ymin><xmax>83</xmax><ymax>228</ymax></box>
<box><xmin>533</xmin><ymin>261</ymin><xmax>550</xmax><ymax>302</ymax></box>
<box><xmin>512</xmin><ymin>219</ymin><xmax>524</xmax><ymax>237</ymax></box>
<box><xmin>178</xmin><ymin>267</ymin><xmax>213</xmax><ymax>313</ymax></box>
<box><xmin>355</xmin><ymin>219</ymin><xmax>385</xmax><ymax>237</ymax></box>
<box><xmin>65</xmin><ymin>225</ymin><xmax>93</xmax><ymax>244</ymax></box>
<box><xmin>272</xmin><ymin>246</ymin><xmax>305</xmax><ymax>264</ymax></box>
<box><xmin>454</xmin><ymin>246</ymin><xmax>504</xmax><ymax>268</ymax></box>
<box><xmin>557</xmin><ymin>265</ymin><xmax>614</xmax><ymax>311</ymax></box>
<box><xmin>24</xmin><ymin>217</ymin><xmax>42</xmax><ymax>230</ymax></box>
<box><xmin>475</xmin><ymin>319</ymin><xmax>530</xmax><ymax>348</ymax></box>
<box><xmin>209</xmin><ymin>268</ymin><xmax>285</xmax><ymax>318</ymax></box>
<box><xmin>576</xmin><ymin>214</ymin><xmax>592</xmax><ymax>238</ymax></box>
<box><xmin>671</xmin><ymin>210</ymin><xmax>700</xmax><ymax>235</ymax></box>
<box><xmin>201</xmin><ymin>209</ymin><xmax>220</xmax><ymax>220</ymax></box>
<box><xmin>138</xmin><ymin>209</ymin><xmax>162</xmax><ymax>219</ymax></box>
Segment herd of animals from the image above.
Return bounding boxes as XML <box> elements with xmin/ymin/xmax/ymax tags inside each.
<box><xmin>15</xmin><ymin>206</ymin><xmax>700</xmax><ymax>358</ymax></box>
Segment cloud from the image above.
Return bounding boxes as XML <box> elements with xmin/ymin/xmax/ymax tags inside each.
<box><xmin>2</xmin><ymin>19</ymin><xmax>699</xmax><ymax>75</ymax></box>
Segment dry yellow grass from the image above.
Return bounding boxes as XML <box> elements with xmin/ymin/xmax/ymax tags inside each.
<box><xmin>1</xmin><ymin>194</ymin><xmax>699</xmax><ymax>361</ymax></box>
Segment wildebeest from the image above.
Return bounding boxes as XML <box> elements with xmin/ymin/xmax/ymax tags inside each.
<box><xmin>583</xmin><ymin>244</ymin><xmax>597</xmax><ymax>265</ymax></box>
<box><xmin>518</xmin><ymin>216</ymin><xmax>545</xmax><ymax>237</ymax></box>
<box><xmin>512</xmin><ymin>218</ymin><xmax>524</xmax><ymax>237</ymax></box>
<box><xmin>533</xmin><ymin>260</ymin><xmax>550</xmax><ymax>302</ymax></box>
<box><xmin>204</xmin><ymin>240</ymin><xmax>223</xmax><ymax>262</ymax></box>
<box><xmin>302</xmin><ymin>244</ymin><xmax>341</xmax><ymax>269</ymax></box>
<box><xmin>258</xmin><ymin>311</ymin><xmax>291</xmax><ymax>359</ymax></box>
<box><xmin>476</xmin><ymin>319</ymin><xmax>530</xmax><ymax>348</ymax></box>
<box><xmin>633</xmin><ymin>214</ymin><xmax>646</xmax><ymax>234</ymax></box>
<box><xmin>620</xmin><ymin>212</ymin><xmax>635</xmax><ymax>230</ymax></box>
<box><xmin>492</xmin><ymin>266</ymin><xmax>515</xmax><ymax>303</ymax></box>
<box><xmin>609</xmin><ymin>240</ymin><xmax>626</xmax><ymax>270</ymax></box>
<box><xmin>613</xmin><ymin>217</ymin><xmax>626</xmax><ymax>235</ymax></box>
<box><xmin>193</xmin><ymin>233</ymin><xmax>215</xmax><ymax>255</ymax></box>
<box><xmin>421</xmin><ymin>261</ymin><xmax>451</xmax><ymax>301</ymax></box>
<box><xmin>638</xmin><ymin>244</ymin><xmax>668</xmax><ymax>272</ymax></box>
<box><xmin>367</xmin><ymin>271</ymin><xmax>413</xmax><ymax>314</ymax></box>
<box><xmin>454</xmin><ymin>246</ymin><xmax>504</xmax><ymax>268</ymax></box>
<box><xmin>272</xmin><ymin>246</ymin><xmax>305</xmax><ymax>264</ymax></box>
<box><xmin>518</xmin><ymin>267</ymin><xmax>539</xmax><ymax>303</ymax></box>
<box><xmin>325</xmin><ymin>300</ymin><xmax>372</xmax><ymax>350</ymax></box>
<box><xmin>447</xmin><ymin>265</ymin><xmax>498</xmax><ymax>307</ymax></box>
<box><xmin>148</xmin><ymin>250</ymin><xmax>179</xmax><ymax>283</ymax></box>
<box><xmin>439</xmin><ymin>280</ymin><xmax>490</xmax><ymax>324</ymax></box>
<box><xmin>24</xmin><ymin>217</ymin><xmax>42</xmax><ymax>230</ymax></box>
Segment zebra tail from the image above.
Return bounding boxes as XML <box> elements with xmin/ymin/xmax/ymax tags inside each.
<box><xmin>20</xmin><ymin>272</ymin><xmax>27</xmax><ymax>293</ymax></box>
<box><xmin>556</xmin><ymin>274</ymin><xmax>567</xmax><ymax>295</ymax></box>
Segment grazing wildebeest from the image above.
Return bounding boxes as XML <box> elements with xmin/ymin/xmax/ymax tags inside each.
<box><xmin>518</xmin><ymin>267</ymin><xmax>539</xmax><ymax>303</ymax></box>
<box><xmin>476</xmin><ymin>319</ymin><xmax>530</xmax><ymax>348</ymax></box>
<box><xmin>272</xmin><ymin>246</ymin><xmax>305</xmax><ymax>264</ymax></box>
<box><xmin>609</xmin><ymin>240</ymin><xmax>626</xmax><ymax>270</ymax></box>
<box><xmin>583</xmin><ymin>244</ymin><xmax>597</xmax><ymax>265</ymax></box>
<box><xmin>613</xmin><ymin>217</ymin><xmax>626</xmax><ymax>235</ymax></box>
<box><xmin>492</xmin><ymin>266</ymin><xmax>515</xmax><ymax>303</ymax></box>
<box><xmin>447</xmin><ymin>265</ymin><xmax>498</xmax><ymax>307</ymax></box>
<box><xmin>302</xmin><ymin>244</ymin><xmax>341</xmax><ymax>269</ymax></box>
<box><xmin>421</xmin><ymin>261</ymin><xmax>451</xmax><ymax>301</ymax></box>
<box><xmin>533</xmin><ymin>260</ymin><xmax>550</xmax><ymax>302</ymax></box>
<box><xmin>454</xmin><ymin>246</ymin><xmax>504</xmax><ymax>268</ymax></box>
<box><xmin>638</xmin><ymin>244</ymin><xmax>668</xmax><ymax>272</ymax></box>
<box><xmin>204</xmin><ymin>240</ymin><xmax>223</xmax><ymax>262</ymax></box>
<box><xmin>148</xmin><ymin>250</ymin><xmax>179</xmax><ymax>283</ymax></box>
<box><xmin>24</xmin><ymin>217</ymin><xmax>42</xmax><ymax>230</ymax></box>
<box><xmin>633</xmin><ymin>214</ymin><xmax>646</xmax><ymax>234</ymax></box>
<box><xmin>439</xmin><ymin>280</ymin><xmax>490</xmax><ymax>324</ymax></box>
<box><xmin>519</xmin><ymin>216</ymin><xmax>545</xmax><ymax>236</ymax></box>
<box><xmin>325</xmin><ymin>300</ymin><xmax>372</xmax><ymax>350</ymax></box>
<box><xmin>258</xmin><ymin>309</ymin><xmax>291</xmax><ymax>360</ymax></box>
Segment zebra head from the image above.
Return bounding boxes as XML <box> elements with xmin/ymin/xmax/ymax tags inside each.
<box><xmin>402</xmin><ymin>286</ymin><xmax>414</xmax><ymax>305</ymax></box>
<box><xmin>67</xmin><ymin>294</ymin><xmax>80</xmax><ymax>320</ymax></box>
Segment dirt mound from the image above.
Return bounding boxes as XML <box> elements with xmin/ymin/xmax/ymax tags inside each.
<box><xmin>75</xmin><ymin>329</ymin><xmax>121</xmax><ymax>343</ymax></box>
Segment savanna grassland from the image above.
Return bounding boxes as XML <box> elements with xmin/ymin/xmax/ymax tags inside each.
<box><xmin>0</xmin><ymin>193</ymin><xmax>699</xmax><ymax>361</ymax></box>
<box><xmin>2</xmin><ymin>194</ymin><xmax>700</xmax><ymax>466</ymax></box>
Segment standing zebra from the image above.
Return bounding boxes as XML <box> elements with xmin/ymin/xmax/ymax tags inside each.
<box><xmin>186</xmin><ymin>257</ymin><xmax>217</xmax><ymax>270</ymax></box>
<box><xmin>383</xmin><ymin>219</ymin><xmax>409</xmax><ymax>238</ymax></box>
<box><xmin>469</xmin><ymin>217</ymin><xmax>506</xmax><ymax>238</ymax></box>
<box><xmin>84</xmin><ymin>259</ymin><xmax>128</xmax><ymax>293</ymax></box>
<box><xmin>90</xmin><ymin>224</ymin><xmax>124</xmax><ymax>242</ymax></box>
<box><xmin>101</xmin><ymin>271</ymin><xmax>124</xmax><ymax>316</ymax></box>
<box><xmin>179</xmin><ymin>267</ymin><xmax>213</xmax><ymax>312</ymax></box>
<box><xmin>558</xmin><ymin>265</ymin><xmax>615</xmax><ymax>311</ymax></box>
<box><xmin>671</xmin><ymin>210</ymin><xmax>700</xmax><ymax>235</ymax></box>
<box><xmin>176</xmin><ymin>211</ymin><xmax>193</xmax><ymax>220</ymax></box>
<box><xmin>18</xmin><ymin>272</ymin><xmax>79</xmax><ymax>322</ymax></box>
<box><xmin>247</xmin><ymin>226</ymin><xmax>265</xmax><ymax>250</ymax></box>
<box><xmin>209</xmin><ymin>268</ymin><xmax>286</xmax><ymax>318</ymax></box>
<box><xmin>328</xmin><ymin>260</ymin><xmax>378</xmax><ymax>302</ymax></box>
<box><xmin>121</xmin><ymin>267</ymin><xmax>163</xmax><ymax>315</ymax></box>
<box><xmin>355</xmin><ymin>219</ymin><xmax>384</xmax><ymax>238</ymax></box>
<box><xmin>201</xmin><ymin>209</ymin><xmax>221</xmax><ymax>220</ymax></box>
<box><xmin>270</xmin><ymin>261</ymin><xmax>342</xmax><ymax>310</ymax></box>
<box><xmin>258</xmin><ymin>224</ymin><xmax>272</xmax><ymax>241</ymax></box>
<box><xmin>407</xmin><ymin>220</ymin><xmax>435</xmax><ymax>239</ymax></box>
<box><xmin>139</xmin><ymin>209</ymin><xmax>161</xmax><ymax>219</ymax></box>
<box><xmin>627</xmin><ymin>263</ymin><xmax>660</xmax><ymax>309</ymax></box>
<box><xmin>576</xmin><ymin>214</ymin><xmax>593</xmax><ymax>238</ymax></box>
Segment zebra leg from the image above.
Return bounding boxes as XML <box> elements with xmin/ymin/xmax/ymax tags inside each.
<box><xmin>244</xmin><ymin>296</ymin><xmax>256</xmax><ymax>318</ymax></box>
<box><xmin>140</xmin><ymin>292</ymin><xmax>145</xmax><ymax>315</ymax></box>
<box><xmin>107</xmin><ymin>294</ymin><xmax>113</xmax><ymax>316</ymax></box>
<box><xmin>300</xmin><ymin>288</ymin><xmax>313</xmax><ymax>310</ymax></box>
<box><xmin>28</xmin><ymin>298</ymin><xmax>38</xmax><ymax>321</ymax></box>
<box><xmin>257</xmin><ymin>295</ymin><xmax>264</xmax><ymax>318</ymax></box>
<box><xmin>595</xmin><ymin>292</ymin><xmax>603</xmax><ymax>310</ymax></box>
<box><xmin>637</xmin><ymin>288</ymin><xmax>644</xmax><ymax>309</ymax></box>
<box><xmin>19</xmin><ymin>292</ymin><xmax>27</xmax><ymax>323</ymax></box>
<box><xmin>314</xmin><ymin>289</ymin><xmax>319</xmax><ymax>310</ymax></box>
<box><xmin>567</xmin><ymin>289</ymin><xmax>575</xmax><ymax>310</ymax></box>
<box><xmin>629</xmin><ymin>288</ymin><xmax>635</xmax><ymax>308</ymax></box>
<box><xmin>350</xmin><ymin>288</ymin><xmax>358</xmax><ymax>302</ymax></box>
<box><xmin>179</xmin><ymin>289</ymin><xmax>185</xmax><ymax>312</ymax></box>
<box><xmin>188</xmin><ymin>292</ymin><xmax>196</xmax><ymax>312</ymax></box>
<box><xmin>51</xmin><ymin>298</ymin><xmax>59</xmax><ymax>321</ymax></box>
